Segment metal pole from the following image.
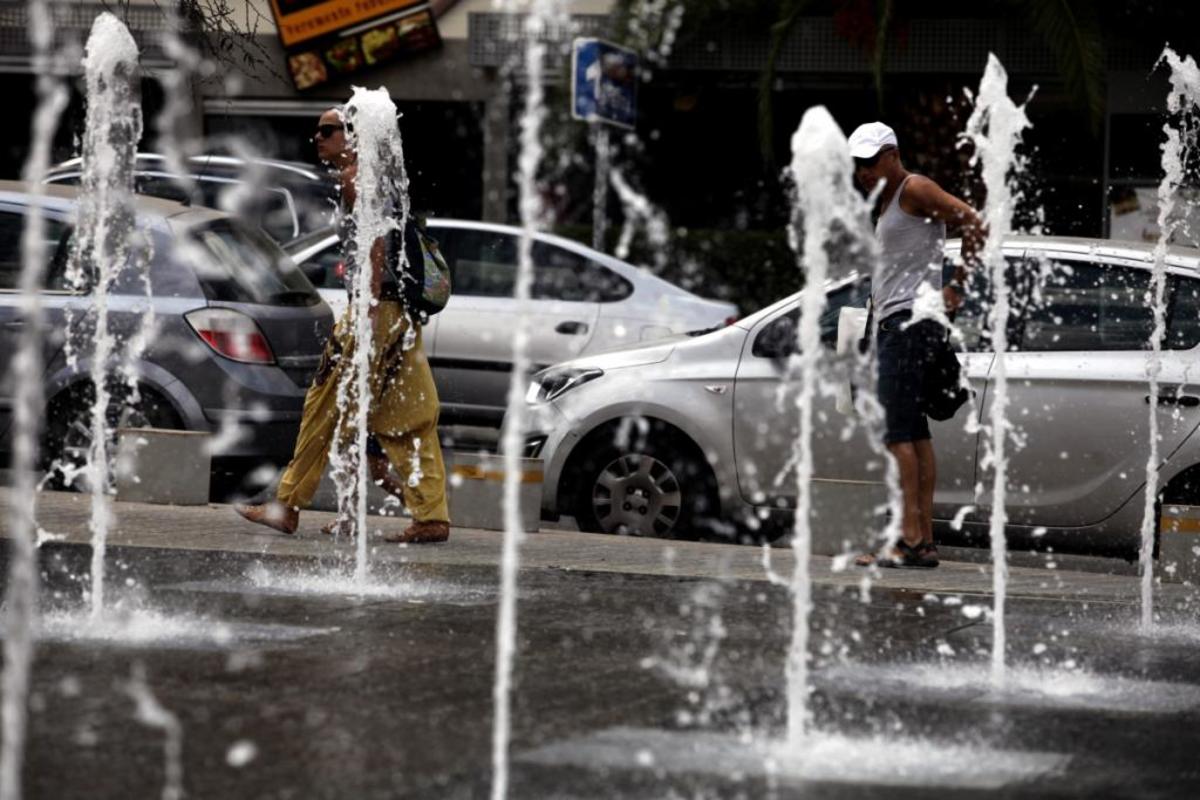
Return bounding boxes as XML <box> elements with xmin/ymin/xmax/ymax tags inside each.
<box><xmin>592</xmin><ymin>122</ymin><xmax>610</xmax><ymax>251</ymax></box>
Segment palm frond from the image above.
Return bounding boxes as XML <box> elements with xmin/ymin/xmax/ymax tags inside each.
<box><xmin>757</xmin><ymin>0</ymin><xmax>811</xmax><ymax>166</ymax></box>
<box><xmin>1017</xmin><ymin>0</ymin><xmax>1105</xmax><ymax>133</ymax></box>
<box><xmin>872</xmin><ymin>0</ymin><xmax>895</xmax><ymax>114</ymax></box>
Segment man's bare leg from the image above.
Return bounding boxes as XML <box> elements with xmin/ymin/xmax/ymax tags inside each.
<box><xmin>914</xmin><ymin>438</ymin><xmax>936</xmax><ymax>545</ymax></box>
<box><xmin>886</xmin><ymin>440</ymin><xmax>925</xmax><ymax>549</ymax></box>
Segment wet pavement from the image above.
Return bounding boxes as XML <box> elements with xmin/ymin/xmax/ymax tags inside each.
<box><xmin>3</xmin><ymin>489</ymin><xmax>1200</xmax><ymax>798</ymax></box>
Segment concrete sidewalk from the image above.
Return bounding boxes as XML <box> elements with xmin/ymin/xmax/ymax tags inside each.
<box><xmin>6</xmin><ymin>488</ymin><xmax>1200</xmax><ymax>799</ymax></box>
<box><xmin>5</xmin><ymin>487</ymin><xmax>1185</xmax><ymax>606</ymax></box>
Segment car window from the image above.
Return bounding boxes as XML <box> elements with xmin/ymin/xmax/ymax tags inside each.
<box><xmin>437</xmin><ymin>228</ymin><xmax>516</xmax><ymax>297</ymax></box>
<box><xmin>289</xmin><ymin>182</ymin><xmax>338</xmax><ymax>237</ymax></box>
<box><xmin>137</xmin><ymin>175</ymin><xmax>298</xmax><ymax>243</ymax></box>
<box><xmin>531</xmin><ymin>242</ymin><xmax>633</xmax><ymax>302</ymax></box>
<box><xmin>134</xmin><ymin>174</ymin><xmax>194</xmax><ymax>204</ymax></box>
<box><xmin>185</xmin><ymin>219</ymin><xmax>319</xmax><ymax>306</ymax></box>
<box><xmin>296</xmin><ymin>241</ymin><xmax>345</xmax><ymax>290</ymax></box>
<box><xmin>752</xmin><ymin>278</ymin><xmax>870</xmax><ymax>358</ymax></box>
<box><xmin>947</xmin><ymin>254</ymin><xmax>1028</xmax><ymax>353</ymax></box>
<box><xmin>205</xmin><ymin>181</ymin><xmax>296</xmax><ymax>243</ymax></box>
<box><xmin>433</xmin><ymin>228</ymin><xmax>634</xmax><ymax>302</ymax></box>
<box><xmin>0</xmin><ymin>207</ymin><xmax>70</xmax><ymax>291</ymax></box>
<box><xmin>257</xmin><ymin>190</ymin><xmax>298</xmax><ymax>242</ymax></box>
<box><xmin>1168</xmin><ymin>274</ymin><xmax>1200</xmax><ymax>350</ymax></box>
<box><xmin>1018</xmin><ymin>260</ymin><xmax>1153</xmax><ymax>351</ymax></box>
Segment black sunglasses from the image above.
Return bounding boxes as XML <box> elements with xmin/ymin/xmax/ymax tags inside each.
<box><xmin>853</xmin><ymin>145</ymin><xmax>895</xmax><ymax>169</ymax></box>
<box><xmin>314</xmin><ymin>123</ymin><xmax>345</xmax><ymax>140</ymax></box>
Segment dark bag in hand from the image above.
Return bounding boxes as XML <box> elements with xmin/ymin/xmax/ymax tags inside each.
<box><xmin>922</xmin><ymin>330</ymin><xmax>970</xmax><ymax>421</ymax></box>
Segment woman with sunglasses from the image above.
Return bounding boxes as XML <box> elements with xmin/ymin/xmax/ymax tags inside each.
<box><xmin>236</xmin><ymin>106</ymin><xmax>450</xmax><ymax>543</ymax></box>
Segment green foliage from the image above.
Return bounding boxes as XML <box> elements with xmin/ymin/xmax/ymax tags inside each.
<box><xmin>871</xmin><ymin>0</ymin><xmax>894</xmax><ymax>114</ymax></box>
<box><xmin>757</xmin><ymin>0</ymin><xmax>811</xmax><ymax>165</ymax></box>
<box><xmin>1017</xmin><ymin>0</ymin><xmax>1105</xmax><ymax>134</ymax></box>
<box><xmin>619</xmin><ymin>0</ymin><xmax>1108</xmax><ymax>170</ymax></box>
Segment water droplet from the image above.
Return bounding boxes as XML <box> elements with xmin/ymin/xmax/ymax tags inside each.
<box><xmin>226</xmin><ymin>740</ymin><xmax>258</xmax><ymax>767</ymax></box>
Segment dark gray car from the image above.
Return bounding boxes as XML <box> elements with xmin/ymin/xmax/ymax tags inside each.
<box><xmin>0</xmin><ymin>182</ymin><xmax>333</xmax><ymax>485</ymax></box>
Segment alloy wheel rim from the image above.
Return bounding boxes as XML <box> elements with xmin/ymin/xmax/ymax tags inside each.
<box><xmin>591</xmin><ymin>453</ymin><xmax>683</xmax><ymax>536</ymax></box>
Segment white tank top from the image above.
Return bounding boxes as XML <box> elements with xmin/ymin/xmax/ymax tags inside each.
<box><xmin>872</xmin><ymin>174</ymin><xmax>946</xmax><ymax>320</ymax></box>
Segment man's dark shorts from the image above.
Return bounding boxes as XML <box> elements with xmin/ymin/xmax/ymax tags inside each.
<box><xmin>876</xmin><ymin>311</ymin><xmax>942</xmax><ymax>445</ymax></box>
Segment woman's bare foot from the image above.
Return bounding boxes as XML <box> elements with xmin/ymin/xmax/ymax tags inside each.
<box><xmin>320</xmin><ymin>517</ymin><xmax>355</xmax><ymax>537</ymax></box>
<box><xmin>234</xmin><ymin>502</ymin><xmax>299</xmax><ymax>535</ymax></box>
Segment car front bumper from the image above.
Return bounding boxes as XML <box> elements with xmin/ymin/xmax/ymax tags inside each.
<box><xmin>521</xmin><ymin>400</ymin><xmax>580</xmax><ymax>518</ymax></box>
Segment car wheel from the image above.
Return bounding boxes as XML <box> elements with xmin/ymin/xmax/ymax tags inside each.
<box><xmin>43</xmin><ymin>383</ymin><xmax>182</xmax><ymax>491</ymax></box>
<box><xmin>572</xmin><ymin>430</ymin><xmax>718</xmax><ymax>539</ymax></box>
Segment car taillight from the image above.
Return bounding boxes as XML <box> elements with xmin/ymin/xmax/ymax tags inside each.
<box><xmin>724</xmin><ymin>316</ymin><xmax>738</xmax><ymax>327</ymax></box>
<box><xmin>185</xmin><ymin>308</ymin><xmax>275</xmax><ymax>365</ymax></box>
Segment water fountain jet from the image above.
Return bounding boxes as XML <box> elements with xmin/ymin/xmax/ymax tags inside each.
<box><xmin>961</xmin><ymin>53</ymin><xmax>1032</xmax><ymax>686</ymax></box>
<box><xmin>1</xmin><ymin>4</ymin><xmax>70</xmax><ymax>798</ymax></box>
<box><xmin>334</xmin><ymin>87</ymin><xmax>411</xmax><ymax>584</ymax></box>
<box><xmin>1139</xmin><ymin>47</ymin><xmax>1200</xmax><ymax>631</ymax></box>
<box><xmin>72</xmin><ymin>12</ymin><xmax>143</xmax><ymax>619</ymax></box>
<box><xmin>493</xmin><ymin>2</ymin><xmax>563</xmax><ymax>797</ymax></box>
<box><xmin>782</xmin><ymin>105</ymin><xmax>875</xmax><ymax>749</ymax></box>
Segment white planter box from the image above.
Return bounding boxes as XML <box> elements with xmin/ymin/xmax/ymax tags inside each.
<box><xmin>448</xmin><ymin>453</ymin><xmax>542</xmax><ymax>533</ymax></box>
<box><xmin>1160</xmin><ymin>504</ymin><xmax>1200</xmax><ymax>584</ymax></box>
<box><xmin>115</xmin><ymin>428</ymin><xmax>211</xmax><ymax>506</ymax></box>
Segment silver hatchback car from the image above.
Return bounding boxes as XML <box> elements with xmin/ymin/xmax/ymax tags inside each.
<box><xmin>287</xmin><ymin>220</ymin><xmax>739</xmax><ymax>427</ymax></box>
<box><xmin>524</xmin><ymin>236</ymin><xmax>1200</xmax><ymax>556</ymax></box>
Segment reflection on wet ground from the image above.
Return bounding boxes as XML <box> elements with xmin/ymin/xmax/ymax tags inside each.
<box><xmin>5</xmin><ymin>539</ymin><xmax>1200</xmax><ymax>798</ymax></box>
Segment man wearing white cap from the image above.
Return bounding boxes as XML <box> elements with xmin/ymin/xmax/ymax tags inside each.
<box><xmin>848</xmin><ymin>121</ymin><xmax>985</xmax><ymax>568</ymax></box>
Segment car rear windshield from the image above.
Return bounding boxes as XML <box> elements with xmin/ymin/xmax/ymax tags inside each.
<box><xmin>187</xmin><ymin>219</ymin><xmax>320</xmax><ymax>306</ymax></box>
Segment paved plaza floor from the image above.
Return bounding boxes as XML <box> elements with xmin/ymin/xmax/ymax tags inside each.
<box><xmin>3</xmin><ymin>489</ymin><xmax>1200</xmax><ymax>798</ymax></box>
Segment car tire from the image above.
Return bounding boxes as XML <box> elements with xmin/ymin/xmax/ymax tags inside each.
<box><xmin>42</xmin><ymin>382</ymin><xmax>183</xmax><ymax>491</ymax></box>
<box><xmin>571</xmin><ymin>426</ymin><xmax>719</xmax><ymax>540</ymax></box>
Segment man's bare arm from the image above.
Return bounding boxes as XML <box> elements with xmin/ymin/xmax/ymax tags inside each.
<box><xmin>904</xmin><ymin>175</ymin><xmax>986</xmax><ymax>279</ymax></box>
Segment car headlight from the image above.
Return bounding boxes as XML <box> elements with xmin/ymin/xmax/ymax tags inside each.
<box><xmin>526</xmin><ymin>367</ymin><xmax>604</xmax><ymax>404</ymax></box>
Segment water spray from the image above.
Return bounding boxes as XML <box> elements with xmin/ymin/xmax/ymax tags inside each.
<box><xmin>0</xmin><ymin>4</ymin><xmax>70</xmax><ymax>797</ymax></box>
<box><xmin>74</xmin><ymin>12</ymin><xmax>142</xmax><ymax>619</ymax></box>
<box><xmin>493</xmin><ymin>2</ymin><xmax>562</xmax><ymax>797</ymax></box>
<box><xmin>1140</xmin><ymin>47</ymin><xmax>1200</xmax><ymax>630</ymax></box>
<box><xmin>782</xmin><ymin>105</ymin><xmax>873</xmax><ymax>748</ymax></box>
<box><xmin>961</xmin><ymin>54</ymin><xmax>1032</xmax><ymax>687</ymax></box>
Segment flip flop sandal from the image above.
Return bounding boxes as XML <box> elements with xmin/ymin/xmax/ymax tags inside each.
<box><xmin>883</xmin><ymin>540</ymin><xmax>938</xmax><ymax>568</ymax></box>
<box><xmin>916</xmin><ymin>542</ymin><xmax>940</xmax><ymax>567</ymax></box>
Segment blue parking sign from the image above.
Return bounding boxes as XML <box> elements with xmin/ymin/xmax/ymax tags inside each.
<box><xmin>572</xmin><ymin>38</ymin><xmax>638</xmax><ymax>129</ymax></box>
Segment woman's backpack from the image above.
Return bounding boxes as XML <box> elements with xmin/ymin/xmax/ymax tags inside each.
<box><xmin>387</xmin><ymin>221</ymin><xmax>451</xmax><ymax>319</ymax></box>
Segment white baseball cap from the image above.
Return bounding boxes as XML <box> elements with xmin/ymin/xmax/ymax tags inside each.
<box><xmin>848</xmin><ymin>121</ymin><xmax>898</xmax><ymax>159</ymax></box>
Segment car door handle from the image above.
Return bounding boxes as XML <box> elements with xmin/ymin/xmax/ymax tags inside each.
<box><xmin>1147</xmin><ymin>394</ymin><xmax>1200</xmax><ymax>408</ymax></box>
<box><xmin>555</xmin><ymin>321</ymin><xmax>588</xmax><ymax>335</ymax></box>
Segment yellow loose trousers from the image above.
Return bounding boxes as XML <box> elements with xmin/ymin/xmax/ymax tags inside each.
<box><xmin>276</xmin><ymin>301</ymin><xmax>449</xmax><ymax>523</ymax></box>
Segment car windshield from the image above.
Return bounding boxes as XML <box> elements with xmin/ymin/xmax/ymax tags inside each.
<box><xmin>185</xmin><ymin>219</ymin><xmax>320</xmax><ymax>306</ymax></box>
